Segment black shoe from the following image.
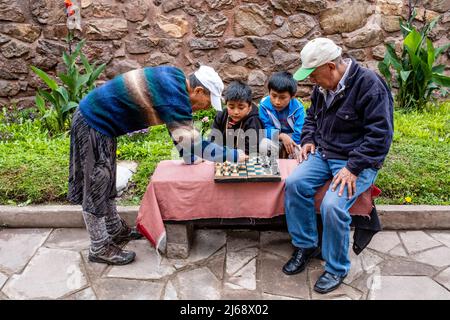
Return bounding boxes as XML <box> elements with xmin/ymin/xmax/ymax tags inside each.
<box><xmin>282</xmin><ymin>247</ymin><xmax>320</xmax><ymax>275</ymax></box>
<box><xmin>313</xmin><ymin>271</ymin><xmax>346</xmax><ymax>294</ymax></box>
<box><xmin>88</xmin><ymin>243</ymin><xmax>136</xmax><ymax>265</ymax></box>
<box><xmin>111</xmin><ymin>219</ymin><xmax>143</xmax><ymax>245</ymax></box>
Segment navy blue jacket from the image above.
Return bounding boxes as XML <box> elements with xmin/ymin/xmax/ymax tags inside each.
<box><xmin>301</xmin><ymin>59</ymin><xmax>394</xmax><ymax>176</ymax></box>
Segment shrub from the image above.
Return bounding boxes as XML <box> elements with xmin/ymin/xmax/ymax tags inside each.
<box><xmin>192</xmin><ymin>108</ymin><xmax>217</xmax><ymax>137</ymax></box>
<box><xmin>31</xmin><ymin>39</ymin><xmax>106</xmax><ymax>135</ymax></box>
<box><xmin>378</xmin><ymin>10</ymin><xmax>450</xmax><ymax>111</ymax></box>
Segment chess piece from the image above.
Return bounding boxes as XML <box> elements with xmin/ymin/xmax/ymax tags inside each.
<box><xmin>272</xmin><ymin>162</ymin><xmax>280</xmax><ymax>175</ymax></box>
<box><xmin>215</xmin><ymin>164</ymin><xmax>222</xmax><ymax>176</ymax></box>
<box><xmin>270</xmin><ymin>156</ymin><xmax>280</xmax><ymax>175</ymax></box>
<box><xmin>231</xmin><ymin>164</ymin><xmax>238</xmax><ymax>176</ymax></box>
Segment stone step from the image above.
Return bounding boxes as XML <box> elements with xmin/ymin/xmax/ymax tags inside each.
<box><xmin>1</xmin><ymin>205</ymin><xmax>450</xmax><ymax>229</ymax></box>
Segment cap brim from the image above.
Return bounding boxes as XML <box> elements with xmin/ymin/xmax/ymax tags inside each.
<box><xmin>293</xmin><ymin>67</ymin><xmax>316</xmax><ymax>81</ymax></box>
<box><xmin>210</xmin><ymin>94</ymin><xmax>223</xmax><ymax>111</ymax></box>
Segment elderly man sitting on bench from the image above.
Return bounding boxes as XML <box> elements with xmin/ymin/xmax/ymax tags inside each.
<box><xmin>283</xmin><ymin>38</ymin><xmax>394</xmax><ymax>294</ymax></box>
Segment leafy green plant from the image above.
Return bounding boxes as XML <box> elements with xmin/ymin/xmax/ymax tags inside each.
<box><xmin>193</xmin><ymin>108</ymin><xmax>217</xmax><ymax>137</ymax></box>
<box><xmin>378</xmin><ymin>10</ymin><xmax>450</xmax><ymax>111</ymax></box>
<box><xmin>31</xmin><ymin>39</ymin><xmax>106</xmax><ymax>134</ymax></box>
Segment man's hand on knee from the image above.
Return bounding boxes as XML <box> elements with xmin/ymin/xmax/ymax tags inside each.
<box><xmin>297</xmin><ymin>143</ymin><xmax>315</xmax><ymax>163</ymax></box>
<box><xmin>332</xmin><ymin>167</ymin><xmax>357</xmax><ymax>199</ymax></box>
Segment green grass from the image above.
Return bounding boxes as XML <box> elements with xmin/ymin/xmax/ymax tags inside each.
<box><xmin>0</xmin><ymin>113</ymin><xmax>174</xmax><ymax>205</ymax></box>
<box><xmin>375</xmin><ymin>102</ymin><xmax>450</xmax><ymax>205</ymax></box>
<box><xmin>0</xmin><ymin>119</ymin><xmax>70</xmax><ymax>205</ymax></box>
<box><xmin>0</xmin><ymin>103</ymin><xmax>449</xmax><ymax>205</ymax></box>
<box><xmin>115</xmin><ymin>126</ymin><xmax>173</xmax><ymax>205</ymax></box>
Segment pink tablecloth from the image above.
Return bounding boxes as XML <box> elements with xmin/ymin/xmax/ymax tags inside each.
<box><xmin>136</xmin><ymin>159</ymin><xmax>297</xmax><ymax>251</ymax></box>
<box><xmin>136</xmin><ymin>159</ymin><xmax>375</xmax><ymax>252</ymax></box>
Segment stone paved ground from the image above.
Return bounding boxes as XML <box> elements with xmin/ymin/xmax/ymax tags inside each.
<box><xmin>1</xmin><ymin>228</ymin><xmax>450</xmax><ymax>300</ymax></box>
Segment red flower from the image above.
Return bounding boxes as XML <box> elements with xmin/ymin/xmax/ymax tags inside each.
<box><xmin>65</xmin><ymin>0</ymin><xmax>75</xmax><ymax>16</ymax></box>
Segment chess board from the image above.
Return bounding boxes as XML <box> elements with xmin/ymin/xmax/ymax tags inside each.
<box><xmin>214</xmin><ymin>156</ymin><xmax>281</xmax><ymax>183</ymax></box>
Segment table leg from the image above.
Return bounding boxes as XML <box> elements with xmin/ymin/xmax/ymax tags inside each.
<box><xmin>165</xmin><ymin>221</ymin><xmax>194</xmax><ymax>259</ymax></box>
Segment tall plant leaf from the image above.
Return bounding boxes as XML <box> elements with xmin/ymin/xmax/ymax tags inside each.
<box><xmin>432</xmin><ymin>73</ymin><xmax>450</xmax><ymax>87</ymax></box>
<box><xmin>30</xmin><ymin>66</ymin><xmax>58</xmax><ymax>91</ymax></box>
<box><xmin>56</xmin><ymin>87</ymin><xmax>70</xmax><ymax>105</ymax></box>
<box><xmin>426</xmin><ymin>38</ymin><xmax>435</xmax><ymax>68</ymax></box>
<box><xmin>90</xmin><ymin>63</ymin><xmax>106</xmax><ymax>84</ymax></box>
<box><xmin>62</xmin><ymin>52</ymin><xmax>72</xmax><ymax>69</ymax></box>
<box><xmin>435</xmin><ymin>43</ymin><xmax>450</xmax><ymax>59</ymax></box>
<box><xmin>404</xmin><ymin>29</ymin><xmax>422</xmax><ymax>54</ymax></box>
<box><xmin>61</xmin><ymin>101</ymin><xmax>79</xmax><ymax>114</ymax></box>
<box><xmin>432</xmin><ymin>64</ymin><xmax>446</xmax><ymax>73</ymax></box>
<box><xmin>400</xmin><ymin>70</ymin><xmax>412</xmax><ymax>82</ymax></box>
<box><xmin>58</xmin><ymin>72</ymin><xmax>75</xmax><ymax>90</ymax></box>
<box><xmin>384</xmin><ymin>43</ymin><xmax>402</xmax><ymax>71</ymax></box>
<box><xmin>35</xmin><ymin>94</ymin><xmax>46</xmax><ymax>114</ymax></box>
<box><xmin>38</xmin><ymin>89</ymin><xmax>58</xmax><ymax>107</ymax></box>
<box><xmin>378</xmin><ymin>61</ymin><xmax>392</xmax><ymax>87</ymax></box>
<box><xmin>80</xmin><ymin>53</ymin><xmax>93</xmax><ymax>74</ymax></box>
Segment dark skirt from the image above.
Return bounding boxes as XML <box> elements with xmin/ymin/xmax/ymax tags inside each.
<box><xmin>68</xmin><ymin>108</ymin><xmax>117</xmax><ymax>216</ymax></box>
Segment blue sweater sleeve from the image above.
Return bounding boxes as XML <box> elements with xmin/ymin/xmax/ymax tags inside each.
<box><xmin>173</xmin><ymin>136</ymin><xmax>238</xmax><ymax>164</ymax></box>
<box><xmin>198</xmin><ymin>139</ymin><xmax>238</xmax><ymax>163</ymax></box>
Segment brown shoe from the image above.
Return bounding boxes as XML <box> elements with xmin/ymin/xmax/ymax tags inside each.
<box><xmin>111</xmin><ymin>219</ymin><xmax>143</xmax><ymax>245</ymax></box>
<box><xmin>88</xmin><ymin>243</ymin><xmax>136</xmax><ymax>265</ymax></box>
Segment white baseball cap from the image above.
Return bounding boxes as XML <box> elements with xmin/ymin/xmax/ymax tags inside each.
<box><xmin>194</xmin><ymin>65</ymin><xmax>224</xmax><ymax>111</ymax></box>
<box><xmin>294</xmin><ymin>38</ymin><xmax>342</xmax><ymax>81</ymax></box>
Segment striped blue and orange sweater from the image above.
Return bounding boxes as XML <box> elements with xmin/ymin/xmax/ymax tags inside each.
<box><xmin>79</xmin><ymin>66</ymin><xmax>237</xmax><ymax>162</ymax></box>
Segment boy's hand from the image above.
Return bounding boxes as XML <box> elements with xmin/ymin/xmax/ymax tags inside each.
<box><xmin>279</xmin><ymin>133</ymin><xmax>297</xmax><ymax>155</ymax></box>
<box><xmin>297</xmin><ymin>143</ymin><xmax>315</xmax><ymax>163</ymax></box>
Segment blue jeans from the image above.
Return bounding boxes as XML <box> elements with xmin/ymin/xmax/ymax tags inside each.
<box><xmin>284</xmin><ymin>151</ymin><xmax>378</xmax><ymax>276</ymax></box>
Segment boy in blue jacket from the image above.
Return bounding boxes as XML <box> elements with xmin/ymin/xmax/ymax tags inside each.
<box><xmin>259</xmin><ymin>71</ymin><xmax>305</xmax><ymax>158</ymax></box>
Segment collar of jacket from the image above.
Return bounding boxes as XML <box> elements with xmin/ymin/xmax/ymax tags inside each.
<box><xmin>262</xmin><ymin>97</ymin><xmax>302</xmax><ymax>130</ymax></box>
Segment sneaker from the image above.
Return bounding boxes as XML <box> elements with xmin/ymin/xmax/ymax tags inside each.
<box><xmin>88</xmin><ymin>243</ymin><xmax>136</xmax><ymax>265</ymax></box>
<box><xmin>111</xmin><ymin>219</ymin><xmax>143</xmax><ymax>245</ymax></box>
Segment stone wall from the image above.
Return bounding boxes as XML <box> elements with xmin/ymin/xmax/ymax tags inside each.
<box><xmin>0</xmin><ymin>0</ymin><xmax>449</xmax><ymax>108</ymax></box>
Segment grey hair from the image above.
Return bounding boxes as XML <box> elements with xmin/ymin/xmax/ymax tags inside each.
<box><xmin>188</xmin><ymin>73</ymin><xmax>210</xmax><ymax>94</ymax></box>
<box><xmin>332</xmin><ymin>56</ymin><xmax>343</xmax><ymax>66</ymax></box>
